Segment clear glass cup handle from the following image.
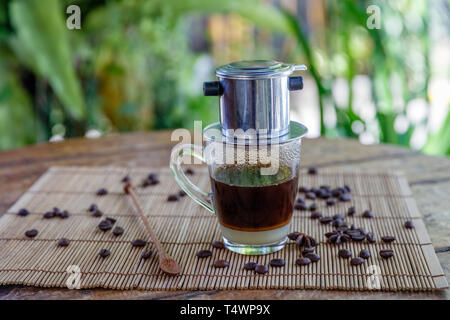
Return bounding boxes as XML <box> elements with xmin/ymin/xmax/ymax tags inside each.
<box><xmin>170</xmin><ymin>143</ymin><xmax>214</xmax><ymax>213</ymax></box>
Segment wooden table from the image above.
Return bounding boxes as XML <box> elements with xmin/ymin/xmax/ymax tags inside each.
<box><xmin>0</xmin><ymin>131</ymin><xmax>448</xmax><ymax>300</ymax></box>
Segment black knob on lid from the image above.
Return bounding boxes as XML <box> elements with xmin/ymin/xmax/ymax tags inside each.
<box><xmin>288</xmin><ymin>76</ymin><xmax>303</xmax><ymax>91</ymax></box>
<box><xmin>203</xmin><ymin>81</ymin><xmax>223</xmax><ymax>96</ymax></box>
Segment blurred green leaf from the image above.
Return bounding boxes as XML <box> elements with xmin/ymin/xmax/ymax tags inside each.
<box><xmin>9</xmin><ymin>0</ymin><xmax>86</xmax><ymax>119</ymax></box>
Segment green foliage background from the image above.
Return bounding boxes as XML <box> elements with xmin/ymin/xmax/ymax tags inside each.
<box><xmin>0</xmin><ymin>0</ymin><xmax>448</xmax><ymax>155</ymax></box>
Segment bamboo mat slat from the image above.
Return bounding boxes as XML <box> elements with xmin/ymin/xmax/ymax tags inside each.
<box><xmin>0</xmin><ymin>166</ymin><xmax>447</xmax><ymax>291</ymax></box>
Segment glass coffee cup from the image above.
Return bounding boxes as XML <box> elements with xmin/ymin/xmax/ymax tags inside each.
<box><xmin>170</xmin><ymin>122</ymin><xmax>307</xmax><ymax>255</ymax></box>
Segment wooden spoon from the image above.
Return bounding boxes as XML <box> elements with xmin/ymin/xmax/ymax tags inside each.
<box><xmin>124</xmin><ymin>182</ymin><xmax>181</xmax><ymax>276</ymax></box>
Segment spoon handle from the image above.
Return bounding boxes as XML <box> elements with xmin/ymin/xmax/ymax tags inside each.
<box><xmin>124</xmin><ymin>182</ymin><xmax>180</xmax><ymax>271</ymax></box>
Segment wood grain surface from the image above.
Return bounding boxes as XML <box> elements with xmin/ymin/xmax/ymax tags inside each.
<box><xmin>0</xmin><ymin>131</ymin><xmax>448</xmax><ymax>300</ymax></box>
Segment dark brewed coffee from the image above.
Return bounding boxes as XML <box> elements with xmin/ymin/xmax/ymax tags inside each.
<box><xmin>211</xmin><ymin>164</ymin><xmax>298</xmax><ymax>232</ymax></box>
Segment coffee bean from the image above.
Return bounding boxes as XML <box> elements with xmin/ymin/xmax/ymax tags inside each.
<box><xmin>359</xmin><ymin>249</ymin><xmax>370</xmax><ymax>259</ymax></box>
<box><xmin>106</xmin><ymin>217</ymin><xmax>116</xmax><ymax>225</ymax></box>
<box><xmin>148</xmin><ymin>173</ymin><xmax>158</xmax><ymax>181</ymax></box>
<box><xmin>347</xmin><ymin>206</ymin><xmax>356</xmax><ymax>216</ymax></box>
<box><xmin>211</xmin><ymin>241</ymin><xmax>224</xmax><ymax>249</ymax></box>
<box><xmin>366</xmin><ymin>232</ymin><xmax>376</xmax><ymax>243</ymax></box>
<box><xmin>404</xmin><ymin>221</ymin><xmax>414</xmax><ymax>229</ymax></box>
<box><xmin>213</xmin><ymin>260</ymin><xmax>229</xmax><ymax>268</ymax></box>
<box><xmin>121</xmin><ymin>175</ymin><xmax>131</xmax><ymax>183</ymax></box>
<box><xmin>350</xmin><ymin>257</ymin><xmax>364</xmax><ymax>266</ymax></box>
<box><xmin>131</xmin><ymin>239</ymin><xmax>147</xmax><ymax>247</ymax></box>
<box><xmin>344</xmin><ymin>185</ymin><xmax>352</xmax><ymax>193</ymax></box>
<box><xmin>43</xmin><ymin>211</ymin><xmax>55</xmax><ymax>219</ymax></box>
<box><xmin>294</xmin><ymin>203</ymin><xmax>307</xmax><ymax>211</ymax></box>
<box><xmin>185</xmin><ymin>168</ymin><xmax>195</xmax><ymax>175</ymax></box>
<box><xmin>339</xmin><ymin>193</ymin><xmax>351</xmax><ymax>202</ymax></box>
<box><xmin>243</xmin><ymin>262</ymin><xmax>258</xmax><ymax>270</ymax></box>
<box><xmin>302</xmin><ymin>247</ymin><xmax>315</xmax><ymax>256</ymax></box>
<box><xmin>18</xmin><ymin>208</ymin><xmax>30</xmax><ymax>216</ymax></box>
<box><xmin>298</xmin><ymin>186</ymin><xmax>309</xmax><ymax>193</ymax></box>
<box><xmin>255</xmin><ymin>264</ymin><xmax>268</xmax><ymax>274</ymax></box>
<box><xmin>305</xmin><ymin>192</ymin><xmax>316</xmax><ymax>200</ymax></box>
<box><xmin>338</xmin><ymin>249</ymin><xmax>352</xmax><ymax>259</ymax></box>
<box><xmin>288</xmin><ymin>232</ymin><xmax>300</xmax><ymax>241</ymax></box>
<box><xmin>57</xmin><ymin>238</ymin><xmax>70</xmax><ymax>247</ymax></box>
<box><xmin>88</xmin><ymin>204</ymin><xmax>98</xmax><ymax>212</ymax></box>
<box><xmin>310</xmin><ymin>211</ymin><xmax>323</xmax><ymax>219</ymax></box>
<box><xmin>52</xmin><ymin>207</ymin><xmax>61</xmax><ymax>214</ymax></box>
<box><xmin>196</xmin><ymin>250</ymin><xmax>212</xmax><ymax>258</ymax></box>
<box><xmin>332</xmin><ymin>219</ymin><xmax>344</xmax><ymax>228</ymax></box>
<box><xmin>178</xmin><ymin>190</ymin><xmax>187</xmax><ymax>197</ymax></box>
<box><xmin>141</xmin><ymin>249</ymin><xmax>152</xmax><ymax>259</ymax></box>
<box><xmin>98</xmin><ymin>220</ymin><xmax>113</xmax><ymax>231</ymax></box>
<box><xmin>326</xmin><ymin>198</ymin><xmax>337</xmax><ymax>206</ymax></box>
<box><xmin>351</xmin><ymin>234</ymin><xmax>366</xmax><ymax>242</ymax></box>
<box><xmin>167</xmin><ymin>194</ymin><xmax>180</xmax><ymax>202</ymax></box>
<box><xmin>307</xmin><ymin>167</ymin><xmax>318</xmax><ymax>175</ymax></box>
<box><xmin>305</xmin><ymin>253</ymin><xmax>320</xmax><ymax>262</ymax></box>
<box><xmin>309</xmin><ymin>203</ymin><xmax>318</xmax><ymax>211</ymax></box>
<box><xmin>333</xmin><ymin>214</ymin><xmax>345</xmax><ymax>220</ymax></box>
<box><xmin>380</xmin><ymin>249</ymin><xmax>394</xmax><ymax>259</ymax></box>
<box><xmin>296</xmin><ymin>258</ymin><xmax>311</xmax><ymax>266</ymax></box>
<box><xmin>25</xmin><ymin>229</ymin><xmax>38</xmax><ymax>238</ymax></box>
<box><xmin>381</xmin><ymin>236</ymin><xmax>396</xmax><ymax>243</ymax></box>
<box><xmin>319</xmin><ymin>217</ymin><xmax>333</xmax><ymax>224</ymax></box>
<box><xmin>320</xmin><ymin>185</ymin><xmax>331</xmax><ymax>191</ymax></box>
<box><xmin>59</xmin><ymin>210</ymin><xmax>70</xmax><ymax>219</ymax></box>
<box><xmin>96</xmin><ymin>188</ymin><xmax>108</xmax><ymax>196</ymax></box>
<box><xmin>92</xmin><ymin>209</ymin><xmax>103</xmax><ymax>217</ymax></box>
<box><xmin>112</xmin><ymin>226</ymin><xmax>124</xmax><ymax>236</ymax></box>
<box><xmin>296</xmin><ymin>198</ymin><xmax>305</xmax><ymax>204</ymax></box>
<box><xmin>362</xmin><ymin>210</ymin><xmax>374</xmax><ymax>218</ymax></box>
<box><xmin>99</xmin><ymin>249</ymin><xmax>110</xmax><ymax>258</ymax></box>
<box><xmin>269</xmin><ymin>259</ymin><xmax>285</xmax><ymax>267</ymax></box>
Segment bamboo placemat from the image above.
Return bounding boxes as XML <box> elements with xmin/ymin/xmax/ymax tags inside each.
<box><xmin>0</xmin><ymin>166</ymin><xmax>447</xmax><ymax>291</ymax></box>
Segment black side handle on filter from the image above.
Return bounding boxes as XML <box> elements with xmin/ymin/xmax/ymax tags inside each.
<box><xmin>288</xmin><ymin>76</ymin><xmax>303</xmax><ymax>91</ymax></box>
<box><xmin>203</xmin><ymin>81</ymin><xmax>223</xmax><ymax>96</ymax></box>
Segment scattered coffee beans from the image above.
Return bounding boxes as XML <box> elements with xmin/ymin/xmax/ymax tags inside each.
<box><xmin>339</xmin><ymin>193</ymin><xmax>351</xmax><ymax>202</ymax></box>
<box><xmin>167</xmin><ymin>194</ymin><xmax>180</xmax><ymax>202</ymax></box>
<box><xmin>350</xmin><ymin>234</ymin><xmax>366</xmax><ymax>242</ymax></box>
<box><xmin>404</xmin><ymin>221</ymin><xmax>414</xmax><ymax>229</ymax></box>
<box><xmin>98</xmin><ymin>220</ymin><xmax>113</xmax><ymax>231</ymax></box>
<box><xmin>288</xmin><ymin>232</ymin><xmax>300</xmax><ymax>241</ymax></box>
<box><xmin>96</xmin><ymin>188</ymin><xmax>108</xmax><ymax>196</ymax></box>
<box><xmin>310</xmin><ymin>211</ymin><xmax>323</xmax><ymax>219</ymax></box>
<box><xmin>59</xmin><ymin>210</ymin><xmax>70</xmax><ymax>219</ymax></box>
<box><xmin>211</xmin><ymin>241</ymin><xmax>224</xmax><ymax>249</ymax></box>
<box><xmin>18</xmin><ymin>208</ymin><xmax>30</xmax><ymax>216</ymax></box>
<box><xmin>296</xmin><ymin>233</ymin><xmax>317</xmax><ymax>247</ymax></box>
<box><xmin>309</xmin><ymin>203</ymin><xmax>318</xmax><ymax>211</ymax></box>
<box><xmin>366</xmin><ymin>232</ymin><xmax>376</xmax><ymax>243</ymax></box>
<box><xmin>294</xmin><ymin>203</ymin><xmax>307</xmax><ymax>210</ymax></box>
<box><xmin>121</xmin><ymin>175</ymin><xmax>131</xmax><ymax>183</ymax></box>
<box><xmin>88</xmin><ymin>204</ymin><xmax>98</xmax><ymax>212</ymax></box>
<box><xmin>106</xmin><ymin>217</ymin><xmax>116</xmax><ymax>225</ymax></box>
<box><xmin>305</xmin><ymin>192</ymin><xmax>316</xmax><ymax>200</ymax></box>
<box><xmin>347</xmin><ymin>206</ymin><xmax>356</xmax><ymax>216</ymax></box>
<box><xmin>326</xmin><ymin>198</ymin><xmax>337</xmax><ymax>206</ymax></box>
<box><xmin>141</xmin><ymin>249</ymin><xmax>152</xmax><ymax>259</ymax></box>
<box><xmin>350</xmin><ymin>257</ymin><xmax>364</xmax><ymax>266</ymax></box>
<box><xmin>326</xmin><ymin>230</ymin><xmax>351</xmax><ymax>244</ymax></box>
<box><xmin>99</xmin><ymin>249</ymin><xmax>110</xmax><ymax>258</ymax></box>
<box><xmin>243</xmin><ymin>262</ymin><xmax>258</xmax><ymax>270</ymax></box>
<box><xmin>381</xmin><ymin>236</ymin><xmax>396</xmax><ymax>243</ymax></box>
<box><xmin>255</xmin><ymin>264</ymin><xmax>269</xmax><ymax>274</ymax></box>
<box><xmin>112</xmin><ymin>226</ymin><xmax>124</xmax><ymax>236</ymax></box>
<box><xmin>269</xmin><ymin>259</ymin><xmax>285</xmax><ymax>267</ymax></box>
<box><xmin>57</xmin><ymin>238</ymin><xmax>70</xmax><ymax>247</ymax></box>
<box><xmin>43</xmin><ymin>211</ymin><xmax>55</xmax><ymax>219</ymax></box>
<box><xmin>213</xmin><ymin>260</ymin><xmax>229</xmax><ymax>268</ymax></box>
<box><xmin>302</xmin><ymin>247</ymin><xmax>315</xmax><ymax>256</ymax></box>
<box><xmin>25</xmin><ymin>229</ymin><xmax>38</xmax><ymax>238</ymax></box>
<box><xmin>319</xmin><ymin>217</ymin><xmax>333</xmax><ymax>225</ymax></box>
<box><xmin>131</xmin><ymin>239</ymin><xmax>147</xmax><ymax>247</ymax></box>
<box><xmin>362</xmin><ymin>210</ymin><xmax>374</xmax><ymax>218</ymax></box>
<box><xmin>338</xmin><ymin>249</ymin><xmax>352</xmax><ymax>259</ymax></box>
<box><xmin>305</xmin><ymin>253</ymin><xmax>320</xmax><ymax>262</ymax></box>
<box><xmin>296</xmin><ymin>258</ymin><xmax>311</xmax><ymax>266</ymax></box>
<box><xmin>178</xmin><ymin>190</ymin><xmax>187</xmax><ymax>197</ymax></box>
<box><xmin>380</xmin><ymin>249</ymin><xmax>394</xmax><ymax>259</ymax></box>
<box><xmin>298</xmin><ymin>186</ymin><xmax>309</xmax><ymax>193</ymax></box>
<box><xmin>196</xmin><ymin>250</ymin><xmax>212</xmax><ymax>258</ymax></box>
<box><xmin>307</xmin><ymin>167</ymin><xmax>318</xmax><ymax>175</ymax></box>
<box><xmin>359</xmin><ymin>249</ymin><xmax>370</xmax><ymax>259</ymax></box>
<box><xmin>92</xmin><ymin>209</ymin><xmax>103</xmax><ymax>217</ymax></box>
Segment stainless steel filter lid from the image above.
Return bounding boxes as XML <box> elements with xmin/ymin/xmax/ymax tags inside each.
<box><xmin>215</xmin><ymin>60</ymin><xmax>306</xmax><ymax>79</ymax></box>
